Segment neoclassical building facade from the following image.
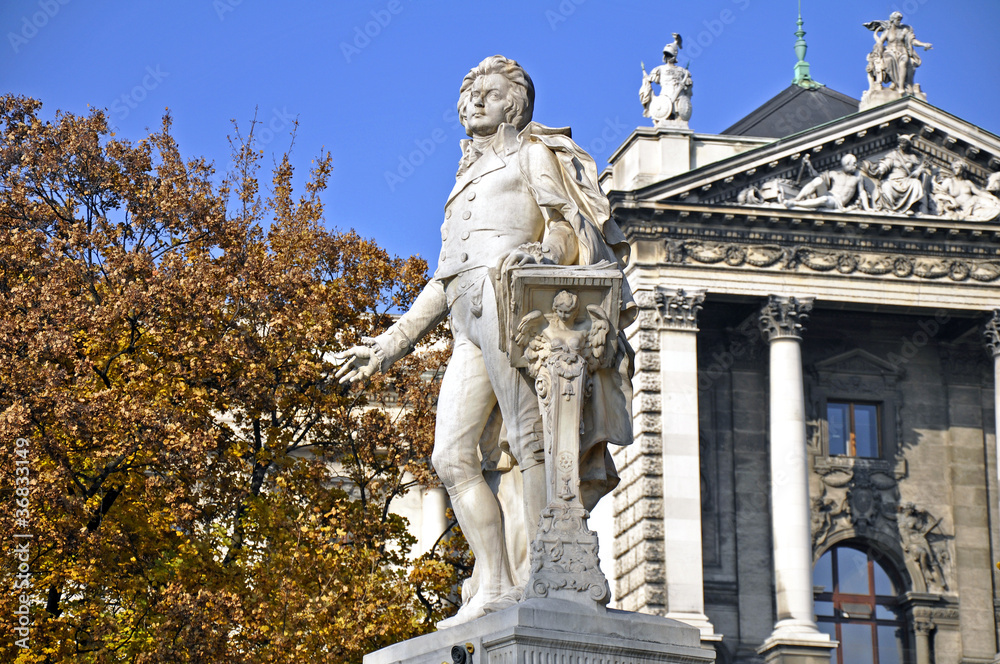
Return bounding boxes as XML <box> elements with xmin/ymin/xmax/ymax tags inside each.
<box><xmin>600</xmin><ymin>62</ymin><xmax>1000</xmax><ymax>664</ymax></box>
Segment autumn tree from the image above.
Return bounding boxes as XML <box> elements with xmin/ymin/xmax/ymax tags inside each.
<box><xmin>0</xmin><ymin>95</ymin><xmax>462</xmax><ymax>663</ymax></box>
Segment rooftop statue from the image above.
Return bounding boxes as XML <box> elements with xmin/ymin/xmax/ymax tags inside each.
<box><xmin>861</xmin><ymin>12</ymin><xmax>932</xmax><ymax>109</ymax></box>
<box><xmin>931</xmin><ymin>160</ymin><xmax>1000</xmax><ymax>222</ymax></box>
<box><xmin>335</xmin><ymin>55</ymin><xmax>633</xmax><ymax>629</ymax></box>
<box><xmin>640</xmin><ymin>33</ymin><xmax>693</xmax><ymax>129</ymax></box>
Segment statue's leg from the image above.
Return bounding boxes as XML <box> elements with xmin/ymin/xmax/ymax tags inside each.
<box><xmin>472</xmin><ymin>280</ymin><xmax>547</xmax><ymax>607</ymax></box>
<box><xmin>433</xmin><ymin>333</ymin><xmax>511</xmax><ymax>628</ymax></box>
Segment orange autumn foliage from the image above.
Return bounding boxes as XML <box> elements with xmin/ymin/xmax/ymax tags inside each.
<box><xmin>0</xmin><ymin>96</ymin><xmax>467</xmax><ymax>663</ymax></box>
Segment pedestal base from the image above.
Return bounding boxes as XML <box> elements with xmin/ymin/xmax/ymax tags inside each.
<box><xmin>858</xmin><ymin>85</ymin><xmax>926</xmax><ymax>111</ymax></box>
<box><xmin>757</xmin><ymin>634</ymin><xmax>837</xmax><ymax>664</ymax></box>
<box><xmin>364</xmin><ymin>599</ymin><xmax>716</xmax><ymax>664</ymax></box>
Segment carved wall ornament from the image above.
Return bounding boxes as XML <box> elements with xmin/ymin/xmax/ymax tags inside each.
<box><xmin>813</xmin><ymin>459</ymin><xmax>902</xmax><ymax>550</ymax></box>
<box><xmin>897</xmin><ymin>502</ymin><xmax>951</xmax><ymax>593</ymax></box>
<box><xmin>665</xmin><ymin>239</ymin><xmax>1000</xmax><ymax>283</ymax></box>
<box><xmin>758</xmin><ymin>295</ymin><xmax>814</xmax><ymax>342</ymax></box>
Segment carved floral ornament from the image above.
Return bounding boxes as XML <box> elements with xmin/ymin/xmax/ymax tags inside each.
<box><xmin>665</xmin><ymin>238</ymin><xmax>1000</xmax><ymax>283</ymax></box>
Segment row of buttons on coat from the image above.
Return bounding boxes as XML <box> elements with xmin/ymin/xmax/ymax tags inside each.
<box><xmin>441</xmin><ymin>187</ymin><xmax>479</xmax><ymax>263</ymax></box>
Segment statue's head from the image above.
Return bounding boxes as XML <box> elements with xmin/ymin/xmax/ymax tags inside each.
<box><xmin>841</xmin><ymin>154</ymin><xmax>858</xmax><ymax>173</ymax></box>
<box><xmin>552</xmin><ymin>290</ymin><xmax>579</xmax><ymax>325</ymax></box>
<box><xmin>662</xmin><ymin>43</ymin><xmax>679</xmax><ymax>63</ymax></box>
<box><xmin>889</xmin><ymin>11</ymin><xmax>903</xmax><ymax>24</ymax></box>
<box><xmin>950</xmin><ymin>159</ymin><xmax>966</xmax><ymax>176</ymax></box>
<box><xmin>898</xmin><ymin>134</ymin><xmax>914</xmax><ymax>150</ymax></box>
<box><xmin>458</xmin><ymin>55</ymin><xmax>534</xmax><ymax>137</ymax></box>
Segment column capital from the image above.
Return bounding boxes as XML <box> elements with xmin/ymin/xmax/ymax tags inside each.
<box><xmin>758</xmin><ymin>295</ymin><xmax>814</xmax><ymax>342</ymax></box>
<box><xmin>642</xmin><ymin>286</ymin><xmax>706</xmax><ymax>332</ymax></box>
<box><xmin>983</xmin><ymin>310</ymin><xmax>1000</xmax><ymax>358</ymax></box>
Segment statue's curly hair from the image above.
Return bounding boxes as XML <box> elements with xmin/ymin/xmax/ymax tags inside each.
<box><xmin>457</xmin><ymin>55</ymin><xmax>534</xmax><ymax>133</ymax></box>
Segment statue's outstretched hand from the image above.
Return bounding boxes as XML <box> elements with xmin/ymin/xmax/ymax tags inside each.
<box><xmin>333</xmin><ymin>345</ymin><xmax>380</xmax><ymax>385</ymax></box>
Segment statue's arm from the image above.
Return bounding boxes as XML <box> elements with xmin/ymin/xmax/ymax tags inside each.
<box><xmin>527</xmin><ymin>142</ymin><xmax>579</xmax><ymax>265</ymax></box>
<box><xmin>334</xmin><ymin>279</ymin><xmax>448</xmax><ymax>384</ymax></box>
<box><xmin>371</xmin><ymin>279</ymin><xmax>448</xmax><ymax>369</ymax></box>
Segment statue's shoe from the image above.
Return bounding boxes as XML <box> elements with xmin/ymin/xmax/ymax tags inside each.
<box><xmin>482</xmin><ymin>585</ymin><xmax>523</xmax><ymax>614</ymax></box>
<box><xmin>436</xmin><ymin>599</ymin><xmax>487</xmax><ymax>630</ymax></box>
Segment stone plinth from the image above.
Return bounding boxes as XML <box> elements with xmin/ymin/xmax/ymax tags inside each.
<box><xmin>363</xmin><ymin>599</ymin><xmax>715</xmax><ymax>664</ymax></box>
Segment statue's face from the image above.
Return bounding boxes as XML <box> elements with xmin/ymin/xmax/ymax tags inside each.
<box><xmin>465</xmin><ymin>74</ymin><xmax>512</xmax><ymax>137</ymax></box>
<box><xmin>554</xmin><ymin>305</ymin><xmax>576</xmax><ymax>324</ymax></box>
<box><xmin>842</xmin><ymin>156</ymin><xmax>858</xmax><ymax>174</ymax></box>
<box><xmin>951</xmin><ymin>162</ymin><xmax>964</xmax><ymax>176</ymax></box>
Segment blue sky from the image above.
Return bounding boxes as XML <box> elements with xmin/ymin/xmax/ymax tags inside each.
<box><xmin>3</xmin><ymin>0</ymin><xmax>999</xmax><ymax>267</ymax></box>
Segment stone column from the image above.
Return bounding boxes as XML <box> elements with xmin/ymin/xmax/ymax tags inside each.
<box><xmin>912</xmin><ymin>611</ymin><xmax>935</xmax><ymax>664</ymax></box>
<box><xmin>756</xmin><ymin>296</ymin><xmax>835</xmax><ymax>664</ymax></box>
<box><xmin>653</xmin><ymin>287</ymin><xmax>718</xmax><ymax>642</ymax></box>
<box><xmin>984</xmin><ymin>310</ymin><xmax>1000</xmax><ymax>526</ymax></box>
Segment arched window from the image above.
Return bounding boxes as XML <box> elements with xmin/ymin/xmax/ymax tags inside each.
<box><xmin>813</xmin><ymin>544</ymin><xmax>908</xmax><ymax>664</ymax></box>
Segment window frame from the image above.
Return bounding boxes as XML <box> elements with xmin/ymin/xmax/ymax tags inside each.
<box><xmin>814</xmin><ymin>545</ymin><xmax>908</xmax><ymax>664</ymax></box>
<box><xmin>826</xmin><ymin>400</ymin><xmax>882</xmax><ymax>459</ymax></box>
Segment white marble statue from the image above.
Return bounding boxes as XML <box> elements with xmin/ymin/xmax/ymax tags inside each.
<box><xmin>864</xmin><ymin>134</ymin><xmax>931</xmax><ymax>214</ymax></box>
<box><xmin>861</xmin><ymin>12</ymin><xmax>931</xmax><ymax>109</ymax></box>
<box><xmin>335</xmin><ymin>55</ymin><xmax>634</xmax><ymax>629</ymax></box>
<box><xmin>931</xmin><ymin>160</ymin><xmax>1000</xmax><ymax>222</ymax></box>
<box><xmin>785</xmin><ymin>154</ymin><xmax>871</xmax><ymax>211</ymax></box>
<box><xmin>639</xmin><ymin>34</ymin><xmax>693</xmax><ymax>128</ymax></box>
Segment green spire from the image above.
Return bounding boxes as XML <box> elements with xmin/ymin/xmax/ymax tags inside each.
<box><xmin>792</xmin><ymin>2</ymin><xmax>822</xmax><ymax>89</ymax></box>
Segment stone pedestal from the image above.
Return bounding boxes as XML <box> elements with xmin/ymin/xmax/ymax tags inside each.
<box><xmin>363</xmin><ymin>599</ymin><xmax>715</xmax><ymax>664</ymax></box>
<box><xmin>858</xmin><ymin>86</ymin><xmax>926</xmax><ymax>112</ymax></box>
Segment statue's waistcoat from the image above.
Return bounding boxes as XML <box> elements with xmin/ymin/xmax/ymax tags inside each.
<box><xmin>435</xmin><ymin>141</ymin><xmax>544</xmax><ymax>281</ymax></box>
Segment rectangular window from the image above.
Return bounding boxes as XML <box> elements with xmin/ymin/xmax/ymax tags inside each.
<box><xmin>827</xmin><ymin>402</ymin><xmax>880</xmax><ymax>458</ymax></box>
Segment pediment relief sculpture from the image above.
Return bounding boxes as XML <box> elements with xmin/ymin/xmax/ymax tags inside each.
<box><xmin>733</xmin><ymin>135</ymin><xmax>999</xmax><ymax>222</ymax></box>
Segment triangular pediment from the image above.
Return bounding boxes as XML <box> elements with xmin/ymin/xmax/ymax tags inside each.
<box><xmin>634</xmin><ymin>97</ymin><xmax>1000</xmax><ymax>224</ymax></box>
<box><xmin>813</xmin><ymin>349</ymin><xmax>904</xmax><ymax>379</ymax></box>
